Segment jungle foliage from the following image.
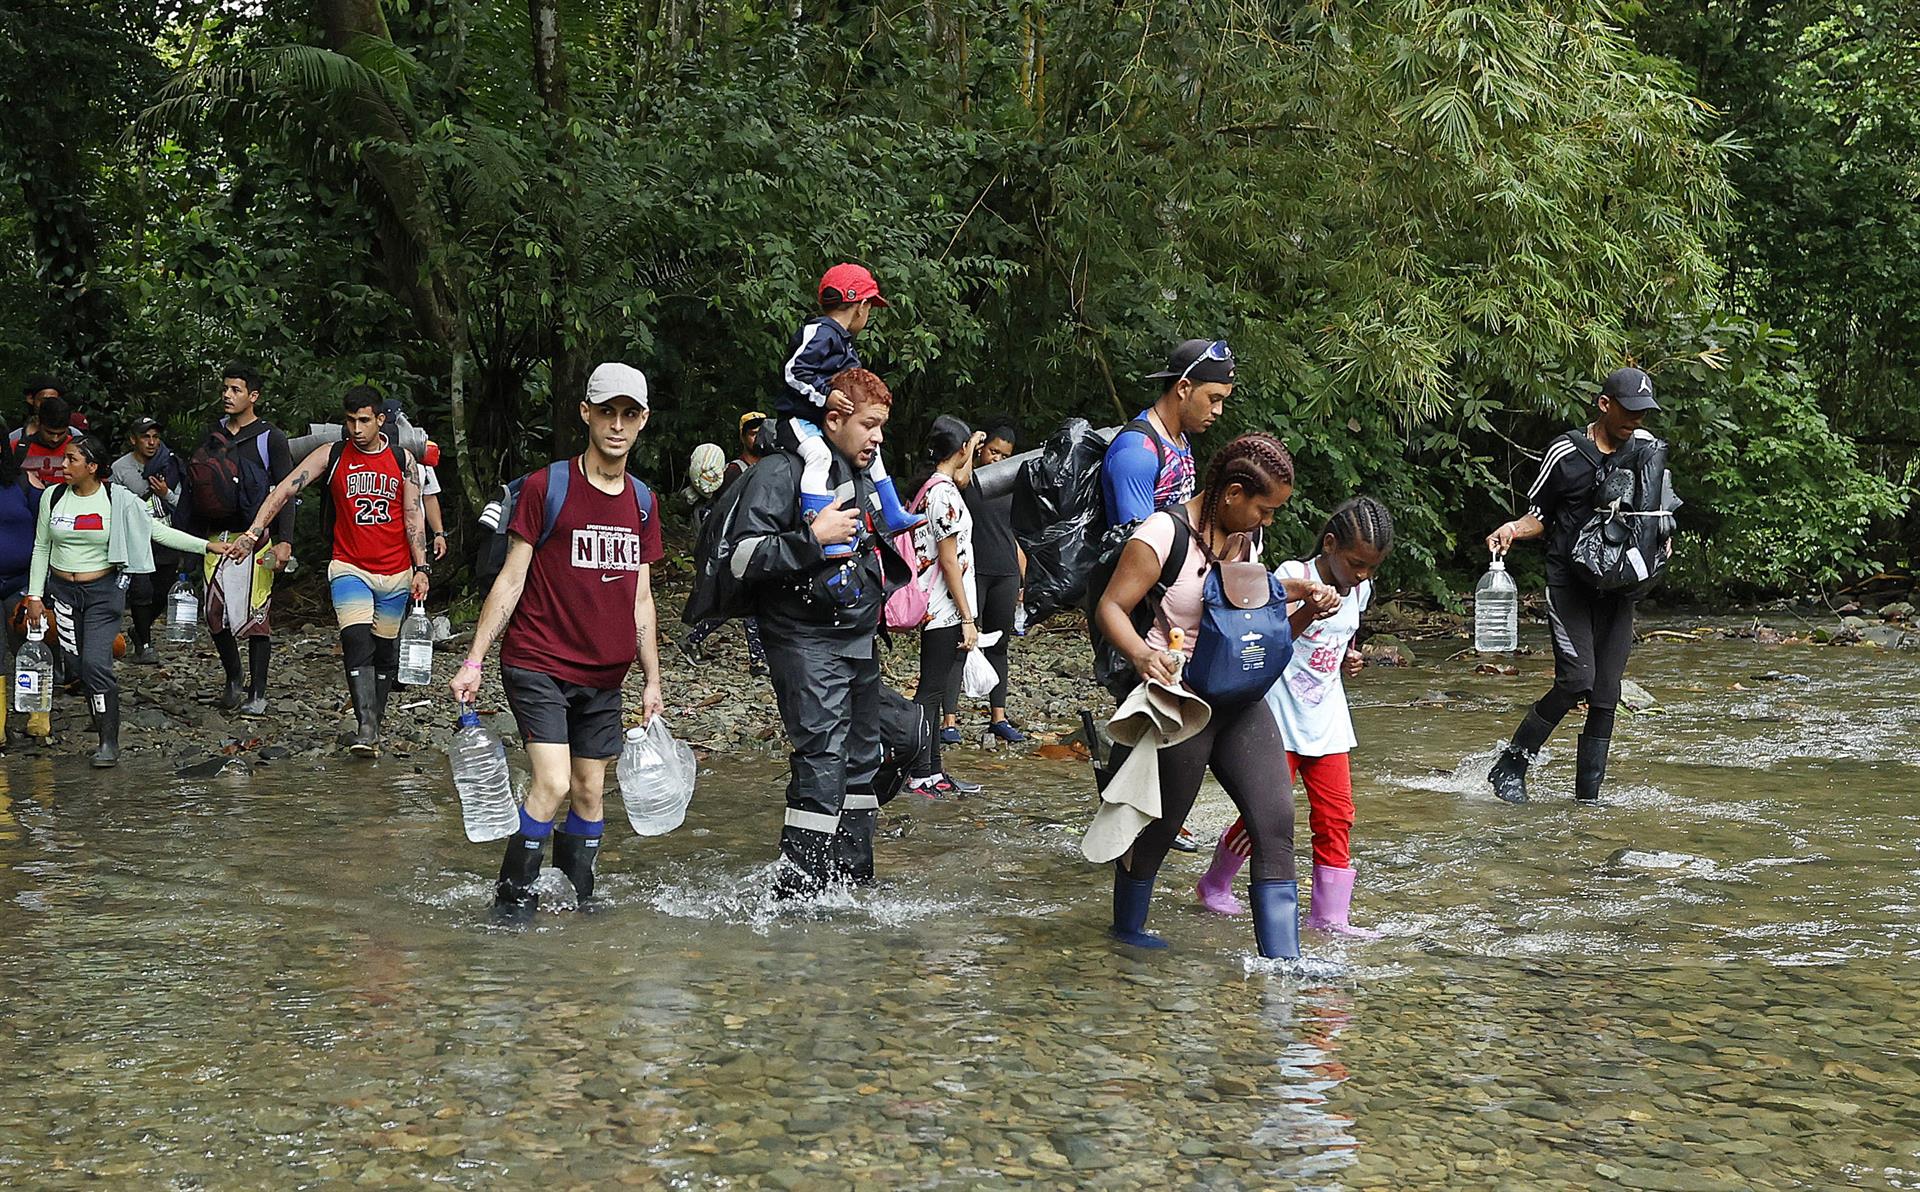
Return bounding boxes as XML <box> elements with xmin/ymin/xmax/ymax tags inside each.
<box><xmin>0</xmin><ymin>0</ymin><xmax>1910</xmax><ymax>599</ymax></box>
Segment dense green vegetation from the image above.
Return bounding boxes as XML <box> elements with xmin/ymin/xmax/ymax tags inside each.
<box><xmin>1</xmin><ymin>0</ymin><xmax>1911</xmax><ymax>600</ymax></box>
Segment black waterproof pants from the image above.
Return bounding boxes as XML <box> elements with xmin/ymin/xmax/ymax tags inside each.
<box><xmin>1534</xmin><ymin>583</ymin><xmax>1636</xmax><ymax>741</ymax></box>
<box><xmin>766</xmin><ymin>640</ymin><xmax>885</xmax><ymax>887</ymax></box>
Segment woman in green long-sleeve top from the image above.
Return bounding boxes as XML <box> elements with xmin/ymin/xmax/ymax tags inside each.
<box><xmin>24</xmin><ymin>435</ymin><xmax>235</xmax><ymax>767</ymax></box>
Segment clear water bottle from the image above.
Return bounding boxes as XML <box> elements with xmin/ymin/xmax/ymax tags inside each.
<box><xmin>617</xmin><ymin>720</ymin><xmax>695</xmax><ymax>836</ymax></box>
<box><xmin>397</xmin><ymin>602</ymin><xmax>434</xmax><ymax>686</ymax></box>
<box><xmin>13</xmin><ymin>620</ymin><xmax>53</xmax><ymax>713</ymax></box>
<box><xmin>448</xmin><ymin>703</ymin><xmax>517</xmax><ymax>842</ymax></box>
<box><xmin>166</xmin><ymin>574</ymin><xmax>199</xmax><ymax>644</ymax></box>
<box><xmin>1013</xmin><ymin>600</ymin><xmax>1028</xmax><ymax>636</ymax></box>
<box><xmin>1475</xmin><ymin>557</ymin><xmax>1519</xmax><ymax>653</ymax></box>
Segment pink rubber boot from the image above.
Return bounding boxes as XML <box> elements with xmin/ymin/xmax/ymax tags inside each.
<box><xmin>1304</xmin><ymin>863</ymin><xmax>1380</xmax><ymax>939</ymax></box>
<box><xmin>1194</xmin><ymin>834</ymin><xmax>1248</xmax><ymax>916</ymax></box>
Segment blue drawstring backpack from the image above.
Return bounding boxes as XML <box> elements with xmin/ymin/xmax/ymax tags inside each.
<box><xmin>1187</xmin><ymin>555</ymin><xmax>1294</xmax><ymax>709</ymax></box>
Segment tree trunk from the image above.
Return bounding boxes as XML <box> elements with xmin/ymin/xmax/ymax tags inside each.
<box><xmin>311</xmin><ymin>0</ymin><xmax>482</xmax><ymax>508</ymax></box>
<box><xmin>529</xmin><ymin>0</ymin><xmax>588</xmax><ymax>459</ymax></box>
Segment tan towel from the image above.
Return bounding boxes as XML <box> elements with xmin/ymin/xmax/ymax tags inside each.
<box><xmin>1081</xmin><ymin>670</ymin><xmax>1212</xmax><ymax>863</ymax></box>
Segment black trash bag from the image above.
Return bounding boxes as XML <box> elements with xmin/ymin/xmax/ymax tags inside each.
<box><xmin>1012</xmin><ymin>418</ymin><xmax>1112</xmax><ymax>622</ymax></box>
<box><xmin>1569</xmin><ymin>433</ymin><xmax>1682</xmax><ymax>599</ymax></box>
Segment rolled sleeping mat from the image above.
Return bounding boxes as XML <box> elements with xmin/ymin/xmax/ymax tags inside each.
<box><xmin>288</xmin><ymin>415</ymin><xmax>429</xmax><ymax>461</ymax></box>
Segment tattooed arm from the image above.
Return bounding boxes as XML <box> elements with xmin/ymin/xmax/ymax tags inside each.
<box><xmin>404</xmin><ymin>452</ymin><xmax>430</xmax><ymax>601</ymax></box>
<box><xmin>237</xmin><ymin>443</ymin><xmax>334</xmax><ymax>547</ymax></box>
<box><xmin>633</xmin><ymin>561</ymin><xmax>663</xmax><ymax>722</ymax></box>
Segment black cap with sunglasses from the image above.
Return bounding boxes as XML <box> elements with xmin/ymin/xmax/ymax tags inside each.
<box><xmin>1147</xmin><ymin>339</ymin><xmax>1236</xmax><ymax>387</ymax></box>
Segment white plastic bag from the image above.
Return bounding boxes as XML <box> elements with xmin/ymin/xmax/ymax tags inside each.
<box><xmin>617</xmin><ymin>716</ymin><xmax>696</xmax><ymax>836</ymax></box>
<box><xmin>961</xmin><ymin>630</ymin><xmax>1004</xmax><ymax>700</ymax></box>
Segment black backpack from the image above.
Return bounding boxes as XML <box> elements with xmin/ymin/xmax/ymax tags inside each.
<box><xmin>681</xmin><ymin>457</ymin><xmax>762</xmax><ymax>626</ymax></box>
<box><xmin>185</xmin><ymin>422</ymin><xmax>273</xmax><ymax>524</ymax></box>
<box><xmin>1566</xmin><ymin>431</ymin><xmax>1681</xmax><ymax>598</ymax></box>
<box><xmin>1088</xmin><ymin>507</ymin><xmax>1191</xmax><ymax>701</ymax></box>
<box><xmin>316</xmin><ymin>438</ymin><xmax>412</xmax><ymax>560</ymax></box>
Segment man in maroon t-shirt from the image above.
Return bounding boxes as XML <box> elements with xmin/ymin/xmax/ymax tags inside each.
<box><xmin>452</xmin><ymin>363</ymin><xmax>665</xmax><ymax>922</ymax></box>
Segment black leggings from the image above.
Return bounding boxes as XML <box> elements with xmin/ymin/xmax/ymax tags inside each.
<box><xmin>126</xmin><ymin>569</ymin><xmax>163</xmax><ymax>650</ymax></box>
<box><xmin>1536</xmin><ymin>583</ymin><xmax>1635</xmax><ymax>740</ymax></box>
<box><xmin>1119</xmin><ymin>698</ymin><xmax>1297</xmax><ymax>885</ymax></box>
<box><xmin>917</xmin><ymin>623</ymin><xmax>964</xmax><ymax>771</ymax></box>
<box><xmin>953</xmin><ymin>572</ymin><xmax>1018</xmax><ymax>711</ymax></box>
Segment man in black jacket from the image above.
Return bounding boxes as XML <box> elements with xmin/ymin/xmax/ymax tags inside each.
<box><xmin>1484</xmin><ymin>367</ymin><xmax>1665</xmax><ymax>804</ymax></box>
<box><xmin>724</xmin><ymin>367</ymin><xmax>905</xmax><ymax>898</ymax></box>
<box><xmin>174</xmin><ymin>363</ymin><xmax>295</xmax><ymax>715</ymax></box>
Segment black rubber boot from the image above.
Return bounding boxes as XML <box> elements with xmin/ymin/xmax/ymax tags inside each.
<box><xmin>214</xmin><ymin>632</ymin><xmax>244</xmax><ymax>709</ymax></box>
<box><xmin>89</xmin><ymin>691</ymin><xmax>120</xmax><ymax>769</ymax></box>
<box><xmin>346</xmin><ymin>668</ymin><xmax>380</xmax><ymax>757</ymax></box>
<box><xmin>1574</xmin><ymin>734</ymin><xmax>1610</xmax><ymax>803</ymax></box>
<box><xmin>1489</xmin><ymin>710</ymin><xmax>1554</xmax><ymax>804</ymax></box>
<box><xmin>373</xmin><ymin>670</ymin><xmax>395</xmax><ymax>734</ymax></box>
<box><xmin>832</xmin><ymin>808</ymin><xmax>877</xmax><ymax>887</ymax></box>
<box><xmin>492</xmin><ymin>833</ymin><xmax>545</xmax><ymax>925</ymax></box>
<box><xmin>772</xmin><ymin>825</ymin><xmax>837</xmax><ymax>901</ymax></box>
<box><xmin>551</xmin><ymin>830</ymin><xmax>602</xmax><ymax>910</ymax></box>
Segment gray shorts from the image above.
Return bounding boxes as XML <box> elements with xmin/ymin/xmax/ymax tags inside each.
<box><xmin>501</xmin><ymin>666</ymin><xmax>623</xmax><ymax>760</ymax></box>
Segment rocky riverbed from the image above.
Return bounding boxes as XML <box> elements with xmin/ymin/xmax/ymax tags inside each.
<box><xmin>6</xmin><ymin>579</ymin><xmax>1913</xmax><ymax>778</ymax></box>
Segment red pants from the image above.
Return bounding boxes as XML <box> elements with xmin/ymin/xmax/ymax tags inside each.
<box><xmin>1223</xmin><ymin>751</ymin><xmax>1353</xmax><ymax>869</ymax></box>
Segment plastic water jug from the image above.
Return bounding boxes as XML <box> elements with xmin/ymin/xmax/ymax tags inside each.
<box><xmin>13</xmin><ymin>621</ymin><xmax>53</xmax><ymax>713</ymax></box>
<box><xmin>447</xmin><ymin>703</ymin><xmax>517</xmax><ymax>842</ymax></box>
<box><xmin>166</xmin><ymin>574</ymin><xmax>199</xmax><ymax>644</ymax></box>
<box><xmin>397</xmin><ymin>603</ymin><xmax>434</xmax><ymax>686</ymax></box>
<box><xmin>1474</xmin><ymin>558</ymin><xmax>1519</xmax><ymax>653</ymax></box>
<box><xmin>617</xmin><ymin>718</ymin><xmax>696</xmax><ymax>836</ymax></box>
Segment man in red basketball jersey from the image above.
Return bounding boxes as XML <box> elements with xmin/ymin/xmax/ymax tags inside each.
<box><xmin>241</xmin><ymin>386</ymin><xmax>430</xmax><ymax>755</ymax></box>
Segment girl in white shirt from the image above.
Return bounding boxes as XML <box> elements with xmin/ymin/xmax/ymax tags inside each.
<box><xmin>1196</xmin><ymin>497</ymin><xmax>1394</xmax><ymax>937</ymax></box>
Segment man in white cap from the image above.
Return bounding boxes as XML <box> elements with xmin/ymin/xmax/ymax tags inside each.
<box><xmin>452</xmin><ymin>362</ymin><xmax>665</xmax><ymax>922</ymax></box>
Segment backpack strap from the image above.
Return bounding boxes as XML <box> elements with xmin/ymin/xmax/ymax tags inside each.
<box><xmin>1564</xmin><ymin>428</ymin><xmax>1606</xmax><ymax>469</ymax></box>
<box><xmin>628</xmin><ymin>475</ymin><xmax>651</xmax><ymax>529</ymax></box>
<box><xmin>1156</xmin><ymin>505</ymin><xmax>1192</xmax><ymax>594</ymax></box>
<box><xmin>321</xmin><ymin>440</ymin><xmax>348</xmax><ymax>488</ymax></box>
<box><xmin>1123</xmin><ymin>416</ymin><xmax>1170</xmax><ymax>476</ymax></box>
<box><xmin>909</xmin><ymin>472</ymin><xmax>944</xmax><ymax>514</ymax></box>
<box><xmin>532</xmin><ymin>459</ymin><xmax>652</xmax><ymax>549</ymax></box>
<box><xmin>534</xmin><ymin>459</ymin><xmax>572</xmax><ymax>549</ymax></box>
<box><xmin>48</xmin><ymin>478</ymin><xmax>113</xmax><ymax>515</ymax></box>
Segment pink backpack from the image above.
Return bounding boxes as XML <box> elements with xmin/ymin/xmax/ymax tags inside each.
<box><xmin>882</xmin><ymin>476</ymin><xmax>942</xmax><ymax>631</ymax></box>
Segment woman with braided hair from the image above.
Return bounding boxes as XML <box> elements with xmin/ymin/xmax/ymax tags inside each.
<box><xmin>1093</xmin><ymin>433</ymin><xmax>1340</xmax><ymax>957</ymax></box>
<box><xmin>1196</xmin><ymin>496</ymin><xmax>1395</xmax><ymax>937</ymax></box>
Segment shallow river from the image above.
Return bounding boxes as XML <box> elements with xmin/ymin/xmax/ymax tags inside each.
<box><xmin>2</xmin><ymin>626</ymin><xmax>1917</xmax><ymax>1189</ymax></box>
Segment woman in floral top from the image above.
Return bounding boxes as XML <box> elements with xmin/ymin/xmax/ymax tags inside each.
<box><xmin>907</xmin><ymin>416</ymin><xmax>986</xmax><ymax>796</ymax></box>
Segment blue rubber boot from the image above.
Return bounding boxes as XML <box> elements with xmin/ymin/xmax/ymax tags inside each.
<box><xmin>874</xmin><ymin>475</ymin><xmax>925</xmax><ymax>536</ymax></box>
<box><xmin>1110</xmin><ymin>864</ymin><xmax>1168</xmax><ymax>949</ymax></box>
<box><xmin>802</xmin><ymin>491</ymin><xmax>854</xmax><ymax>558</ymax></box>
<box><xmin>1250</xmin><ymin>879</ymin><xmax>1302</xmax><ymax>960</ymax></box>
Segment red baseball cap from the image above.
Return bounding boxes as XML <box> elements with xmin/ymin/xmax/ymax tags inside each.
<box><xmin>818</xmin><ymin>263</ymin><xmax>888</xmax><ymax>308</ymax></box>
